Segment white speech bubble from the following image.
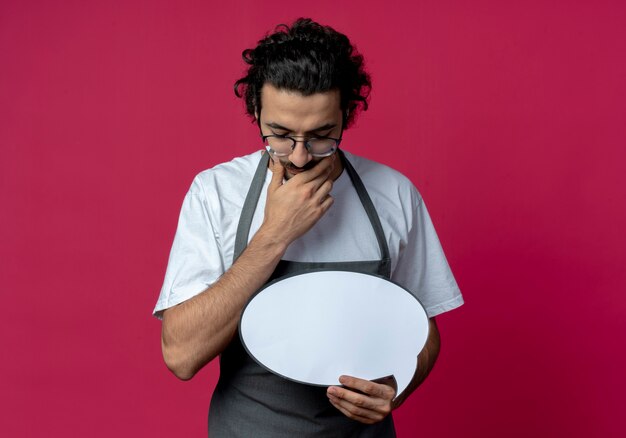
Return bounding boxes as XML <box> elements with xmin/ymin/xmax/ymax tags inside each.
<box><xmin>239</xmin><ymin>270</ymin><xmax>429</xmax><ymax>399</ymax></box>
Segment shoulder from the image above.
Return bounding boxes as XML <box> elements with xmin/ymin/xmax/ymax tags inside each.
<box><xmin>189</xmin><ymin>150</ymin><xmax>265</xmax><ymax>197</ymax></box>
<box><xmin>343</xmin><ymin>150</ymin><xmax>423</xmax><ymax>206</ymax></box>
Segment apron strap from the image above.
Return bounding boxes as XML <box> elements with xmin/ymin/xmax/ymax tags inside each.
<box><xmin>233</xmin><ymin>152</ymin><xmax>270</xmax><ymax>261</ymax></box>
<box><xmin>338</xmin><ymin>150</ymin><xmax>391</xmax><ymax>265</ymax></box>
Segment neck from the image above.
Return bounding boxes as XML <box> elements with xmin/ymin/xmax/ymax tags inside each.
<box><xmin>329</xmin><ymin>155</ymin><xmax>345</xmax><ymax>181</ymax></box>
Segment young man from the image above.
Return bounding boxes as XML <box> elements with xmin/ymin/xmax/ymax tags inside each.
<box><xmin>154</xmin><ymin>18</ymin><xmax>463</xmax><ymax>437</ymax></box>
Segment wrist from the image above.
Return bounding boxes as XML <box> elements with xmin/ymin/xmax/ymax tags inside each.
<box><xmin>249</xmin><ymin>225</ymin><xmax>289</xmax><ymax>260</ymax></box>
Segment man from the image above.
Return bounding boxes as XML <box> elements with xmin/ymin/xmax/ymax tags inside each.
<box><xmin>154</xmin><ymin>18</ymin><xmax>463</xmax><ymax>437</ymax></box>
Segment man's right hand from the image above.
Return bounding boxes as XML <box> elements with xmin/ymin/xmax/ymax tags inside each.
<box><xmin>161</xmin><ymin>154</ymin><xmax>338</xmax><ymax>380</ymax></box>
<box><xmin>260</xmin><ymin>155</ymin><xmax>336</xmax><ymax>246</ymax></box>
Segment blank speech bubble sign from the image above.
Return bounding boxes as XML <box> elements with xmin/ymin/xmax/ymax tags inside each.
<box><xmin>239</xmin><ymin>271</ymin><xmax>429</xmax><ymax>398</ymax></box>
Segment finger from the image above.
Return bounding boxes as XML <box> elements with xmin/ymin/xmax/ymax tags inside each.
<box><xmin>268</xmin><ymin>157</ymin><xmax>285</xmax><ymax>191</ymax></box>
<box><xmin>319</xmin><ymin>194</ymin><xmax>334</xmax><ymax>212</ymax></box>
<box><xmin>329</xmin><ymin>400</ymin><xmax>377</xmax><ymax>424</ymax></box>
<box><xmin>327</xmin><ymin>386</ymin><xmax>381</xmax><ymax>412</ymax></box>
<box><xmin>339</xmin><ymin>375</ymin><xmax>395</xmax><ymax>400</ymax></box>
<box><xmin>327</xmin><ymin>394</ymin><xmax>383</xmax><ymax>424</ymax></box>
<box><xmin>302</xmin><ymin>164</ymin><xmax>335</xmax><ymax>194</ymax></box>
<box><xmin>313</xmin><ymin>180</ymin><xmax>333</xmax><ymax>203</ymax></box>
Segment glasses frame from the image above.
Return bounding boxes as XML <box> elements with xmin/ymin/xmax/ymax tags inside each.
<box><xmin>260</xmin><ymin>134</ymin><xmax>342</xmax><ymax>158</ymax></box>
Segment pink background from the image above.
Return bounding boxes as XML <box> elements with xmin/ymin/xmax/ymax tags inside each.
<box><xmin>2</xmin><ymin>1</ymin><xmax>625</xmax><ymax>436</ymax></box>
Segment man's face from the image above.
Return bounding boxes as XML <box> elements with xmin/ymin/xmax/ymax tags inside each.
<box><xmin>258</xmin><ymin>83</ymin><xmax>343</xmax><ymax>180</ymax></box>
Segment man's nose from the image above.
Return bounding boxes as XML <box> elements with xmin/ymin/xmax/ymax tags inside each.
<box><xmin>289</xmin><ymin>139</ymin><xmax>312</xmax><ymax>167</ymax></box>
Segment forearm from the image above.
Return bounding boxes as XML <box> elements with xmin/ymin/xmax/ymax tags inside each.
<box><xmin>161</xmin><ymin>227</ymin><xmax>287</xmax><ymax>380</ymax></box>
<box><xmin>392</xmin><ymin>317</ymin><xmax>440</xmax><ymax>408</ymax></box>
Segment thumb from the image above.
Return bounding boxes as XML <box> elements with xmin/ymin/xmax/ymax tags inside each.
<box><xmin>269</xmin><ymin>157</ymin><xmax>285</xmax><ymax>191</ymax></box>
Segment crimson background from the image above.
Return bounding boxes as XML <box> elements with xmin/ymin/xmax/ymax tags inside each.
<box><xmin>1</xmin><ymin>1</ymin><xmax>625</xmax><ymax>437</ymax></box>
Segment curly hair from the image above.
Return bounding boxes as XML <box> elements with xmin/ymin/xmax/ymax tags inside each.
<box><xmin>234</xmin><ymin>18</ymin><xmax>371</xmax><ymax>128</ymax></box>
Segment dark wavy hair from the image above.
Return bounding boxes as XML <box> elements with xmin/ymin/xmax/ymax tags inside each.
<box><xmin>234</xmin><ymin>18</ymin><xmax>371</xmax><ymax>128</ymax></box>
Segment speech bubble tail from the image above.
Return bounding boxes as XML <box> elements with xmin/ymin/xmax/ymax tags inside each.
<box><xmin>392</xmin><ymin>357</ymin><xmax>419</xmax><ymax>400</ymax></box>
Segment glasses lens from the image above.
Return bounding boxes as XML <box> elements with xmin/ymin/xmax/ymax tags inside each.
<box><xmin>263</xmin><ymin>136</ymin><xmax>338</xmax><ymax>157</ymax></box>
<box><xmin>307</xmin><ymin>138</ymin><xmax>337</xmax><ymax>157</ymax></box>
<box><xmin>264</xmin><ymin>136</ymin><xmax>292</xmax><ymax>156</ymax></box>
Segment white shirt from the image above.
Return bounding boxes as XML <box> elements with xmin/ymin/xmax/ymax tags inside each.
<box><xmin>154</xmin><ymin>150</ymin><xmax>463</xmax><ymax>318</ymax></box>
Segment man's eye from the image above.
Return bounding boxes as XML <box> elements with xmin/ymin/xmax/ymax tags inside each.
<box><xmin>313</xmin><ymin>132</ymin><xmax>332</xmax><ymax>139</ymax></box>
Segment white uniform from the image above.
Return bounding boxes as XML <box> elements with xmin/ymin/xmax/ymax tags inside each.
<box><xmin>154</xmin><ymin>150</ymin><xmax>463</xmax><ymax>318</ymax></box>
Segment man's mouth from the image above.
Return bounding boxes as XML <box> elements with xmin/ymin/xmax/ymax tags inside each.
<box><xmin>283</xmin><ymin>161</ymin><xmax>318</xmax><ymax>174</ymax></box>
<box><xmin>286</xmin><ymin>166</ymin><xmax>305</xmax><ymax>174</ymax></box>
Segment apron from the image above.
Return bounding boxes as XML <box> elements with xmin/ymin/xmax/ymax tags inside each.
<box><xmin>208</xmin><ymin>150</ymin><xmax>397</xmax><ymax>437</ymax></box>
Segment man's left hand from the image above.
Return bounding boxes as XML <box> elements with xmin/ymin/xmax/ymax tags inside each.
<box><xmin>326</xmin><ymin>375</ymin><xmax>396</xmax><ymax>424</ymax></box>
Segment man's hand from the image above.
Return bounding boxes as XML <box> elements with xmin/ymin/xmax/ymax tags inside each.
<box><xmin>326</xmin><ymin>375</ymin><xmax>396</xmax><ymax>424</ymax></box>
<box><xmin>260</xmin><ymin>155</ymin><xmax>336</xmax><ymax>245</ymax></box>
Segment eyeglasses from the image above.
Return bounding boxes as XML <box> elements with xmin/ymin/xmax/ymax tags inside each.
<box><xmin>261</xmin><ymin>134</ymin><xmax>341</xmax><ymax>158</ymax></box>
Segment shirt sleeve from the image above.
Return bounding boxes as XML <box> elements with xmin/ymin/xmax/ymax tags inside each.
<box><xmin>392</xmin><ymin>187</ymin><xmax>464</xmax><ymax>318</ymax></box>
<box><xmin>153</xmin><ymin>176</ymin><xmax>225</xmax><ymax>319</ymax></box>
